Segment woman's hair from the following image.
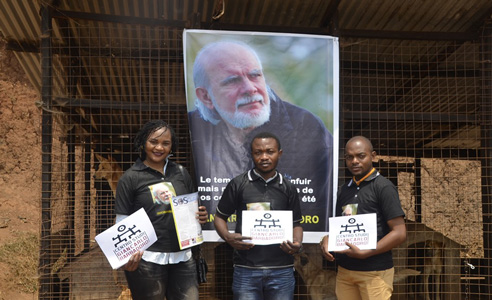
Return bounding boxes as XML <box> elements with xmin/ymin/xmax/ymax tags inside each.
<box><xmin>133</xmin><ymin>120</ymin><xmax>177</xmax><ymax>160</ymax></box>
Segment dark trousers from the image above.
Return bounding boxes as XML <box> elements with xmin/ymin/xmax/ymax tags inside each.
<box><xmin>125</xmin><ymin>258</ymin><xmax>199</xmax><ymax>300</ymax></box>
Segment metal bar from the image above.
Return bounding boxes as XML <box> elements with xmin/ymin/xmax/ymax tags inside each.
<box><xmin>38</xmin><ymin>4</ymin><xmax>53</xmax><ymax>300</ymax></box>
<box><xmin>415</xmin><ymin>158</ymin><xmax>422</xmax><ymax>223</ymax></box>
<box><xmin>343</xmin><ymin>111</ymin><xmax>477</xmax><ymax>123</ymax></box>
<box><xmin>480</xmin><ymin>21</ymin><xmax>492</xmax><ymax>296</ymax></box>
<box><xmin>67</xmin><ymin>131</ymin><xmax>76</xmax><ymax>259</ymax></box>
<box><xmin>339</xmin><ymin>29</ymin><xmax>475</xmax><ymax>41</ymax></box>
<box><xmin>51</xmin><ymin>9</ymin><xmax>185</xmax><ymax>27</ymax></box>
<box><xmin>84</xmin><ymin>143</ymin><xmax>91</xmax><ymax>251</ymax></box>
<box><xmin>53</xmin><ymin>97</ymin><xmax>185</xmax><ymax>112</ymax></box>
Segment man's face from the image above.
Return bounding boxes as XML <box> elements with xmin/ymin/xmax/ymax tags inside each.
<box><xmin>154</xmin><ymin>184</ymin><xmax>172</xmax><ymax>204</ymax></box>
<box><xmin>251</xmin><ymin>137</ymin><xmax>282</xmax><ymax>179</ymax></box>
<box><xmin>157</xmin><ymin>187</ymin><xmax>172</xmax><ymax>203</ymax></box>
<box><xmin>344</xmin><ymin>139</ymin><xmax>375</xmax><ymax>180</ymax></box>
<box><xmin>342</xmin><ymin>206</ymin><xmax>353</xmax><ymax>216</ymax></box>
<box><xmin>200</xmin><ymin>45</ymin><xmax>271</xmax><ymax>129</ymax></box>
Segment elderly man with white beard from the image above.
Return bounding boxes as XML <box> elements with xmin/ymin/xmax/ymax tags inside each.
<box><xmin>188</xmin><ymin>41</ymin><xmax>333</xmax><ymax>232</ymax></box>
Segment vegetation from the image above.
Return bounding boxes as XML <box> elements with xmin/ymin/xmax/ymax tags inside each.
<box><xmin>0</xmin><ymin>231</ymin><xmax>38</xmax><ymax>293</ymax></box>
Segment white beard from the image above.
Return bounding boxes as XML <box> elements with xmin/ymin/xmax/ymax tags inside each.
<box><xmin>212</xmin><ymin>94</ymin><xmax>271</xmax><ymax>129</ymax></box>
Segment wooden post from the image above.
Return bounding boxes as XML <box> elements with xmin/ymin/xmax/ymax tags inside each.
<box><xmin>39</xmin><ymin>4</ymin><xmax>54</xmax><ymax>300</ymax></box>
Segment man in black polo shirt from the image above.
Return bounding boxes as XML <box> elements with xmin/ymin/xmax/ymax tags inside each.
<box><xmin>320</xmin><ymin>136</ymin><xmax>406</xmax><ymax>300</ymax></box>
<box><xmin>214</xmin><ymin>132</ymin><xmax>303</xmax><ymax>300</ymax></box>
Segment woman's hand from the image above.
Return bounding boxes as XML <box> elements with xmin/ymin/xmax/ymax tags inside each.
<box><xmin>123</xmin><ymin>251</ymin><xmax>143</xmax><ymax>271</ymax></box>
<box><xmin>196</xmin><ymin>206</ymin><xmax>208</xmax><ymax>224</ymax></box>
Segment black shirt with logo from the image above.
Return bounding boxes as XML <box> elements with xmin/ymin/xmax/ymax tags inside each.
<box><xmin>115</xmin><ymin>158</ymin><xmax>195</xmax><ymax>253</ymax></box>
<box><xmin>216</xmin><ymin>170</ymin><xmax>303</xmax><ymax>268</ymax></box>
<box><xmin>335</xmin><ymin>171</ymin><xmax>405</xmax><ymax>271</ymax></box>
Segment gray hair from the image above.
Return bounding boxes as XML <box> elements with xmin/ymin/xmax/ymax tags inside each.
<box><xmin>192</xmin><ymin>41</ymin><xmax>272</xmax><ymax>124</ymax></box>
<box><xmin>192</xmin><ymin>41</ymin><xmax>264</xmax><ymax>90</ymax></box>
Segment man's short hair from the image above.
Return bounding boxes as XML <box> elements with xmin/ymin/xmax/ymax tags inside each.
<box><xmin>251</xmin><ymin>132</ymin><xmax>282</xmax><ymax>151</ymax></box>
<box><xmin>346</xmin><ymin>135</ymin><xmax>374</xmax><ymax>152</ymax></box>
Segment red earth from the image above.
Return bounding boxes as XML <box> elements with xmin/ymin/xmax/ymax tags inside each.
<box><xmin>0</xmin><ymin>38</ymin><xmax>41</xmax><ymax>300</ymax></box>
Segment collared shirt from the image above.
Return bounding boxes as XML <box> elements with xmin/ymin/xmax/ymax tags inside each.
<box><xmin>335</xmin><ymin>169</ymin><xmax>405</xmax><ymax>271</ymax></box>
<box><xmin>115</xmin><ymin>158</ymin><xmax>195</xmax><ymax>261</ymax></box>
<box><xmin>216</xmin><ymin>169</ymin><xmax>302</xmax><ymax>268</ymax></box>
<box><xmin>252</xmin><ymin>168</ymin><xmax>278</xmax><ymax>183</ymax></box>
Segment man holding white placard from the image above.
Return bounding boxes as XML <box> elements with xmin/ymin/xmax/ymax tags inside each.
<box><xmin>214</xmin><ymin>132</ymin><xmax>303</xmax><ymax>300</ymax></box>
<box><xmin>320</xmin><ymin>136</ymin><xmax>406</xmax><ymax>300</ymax></box>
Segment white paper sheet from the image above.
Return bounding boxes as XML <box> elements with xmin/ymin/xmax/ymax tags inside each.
<box><xmin>241</xmin><ymin>210</ymin><xmax>293</xmax><ymax>245</ymax></box>
<box><xmin>95</xmin><ymin>208</ymin><xmax>157</xmax><ymax>269</ymax></box>
<box><xmin>328</xmin><ymin>213</ymin><xmax>377</xmax><ymax>251</ymax></box>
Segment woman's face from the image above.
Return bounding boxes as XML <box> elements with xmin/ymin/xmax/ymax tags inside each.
<box><xmin>144</xmin><ymin>127</ymin><xmax>172</xmax><ymax>169</ymax></box>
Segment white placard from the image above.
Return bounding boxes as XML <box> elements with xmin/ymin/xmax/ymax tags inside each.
<box><xmin>328</xmin><ymin>213</ymin><xmax>377</xmax><ymax>251</ymax></box>
<box><xmin>170</xmin><ymin>192</ymin><xmax>204</xmax><ymax>249</ymax></box>
<box><xmin>242</xmin><ymin>210</ymin><xmax>293</xmax><ymax>245</ymax></box>
<box><xmin>95</xmin><ymin>208</ymin><xmax>157</xmax><ymax>269</ymax></box>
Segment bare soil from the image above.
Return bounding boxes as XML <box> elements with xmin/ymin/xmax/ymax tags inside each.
<box><xmin>0</xmin><ymin>38</ymin><xmax>41</xmax><ymax>300</ymax></box>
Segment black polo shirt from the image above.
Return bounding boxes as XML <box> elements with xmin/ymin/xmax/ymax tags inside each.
<box><xmin>335</xmin><ymin>171</ymin><xmax>405</xmax><ymax>271</ymax></box>
<box><xmin>216</xmin><ymin>169</ymin><xmax>302</xmax><ymax>268</ymax></box>
<box><xmin>115</xmin><ymin>158</ymin><xmax>195</xmax><ymax>253</ymax></box>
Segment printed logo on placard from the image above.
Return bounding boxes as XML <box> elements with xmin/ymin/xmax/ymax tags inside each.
<box><xmin>249</xmin><ymin>213</ymin><xmax>285</xmax><ymax>240</ymax></box>
<box><xmin>112</xmin><ymin>224</ymin><xmax>150</xmax><ymax>261</ymax></box>
<box><xmin>336</xmin><ymin>217</ymin><xmax>369</xmax><ymax>247</ymax></box>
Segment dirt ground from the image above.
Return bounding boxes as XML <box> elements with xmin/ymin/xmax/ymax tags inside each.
<box><xmin>0</xmin><ymin>38</ymin><xmax>41</xmax><ymax>300</ymax></box>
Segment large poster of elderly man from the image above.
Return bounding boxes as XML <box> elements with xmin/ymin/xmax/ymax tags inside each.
<box><xmin>184</xmin><ymin>30</ymin><xmax>339</xmax><ymax>242</ymax></box>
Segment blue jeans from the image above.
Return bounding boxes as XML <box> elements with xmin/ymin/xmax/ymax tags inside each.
<box><xmin>232</xmin><ymin>266</ymin><xmax>295</xmax><ymax>300</ymax></box>
<box><xmin>124</xmin><ymin>258</ymin><xmax>199</xmax><ymax>300</ymax></box>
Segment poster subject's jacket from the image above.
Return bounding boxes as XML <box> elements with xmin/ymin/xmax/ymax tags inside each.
<box><xmin>188</xmin><ymin>89</ymin><xmax>333</xmax><ymax>232</ymax></box>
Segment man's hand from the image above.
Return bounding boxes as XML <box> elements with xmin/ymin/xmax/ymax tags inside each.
<box><xmin>123</xmin><ymin>251</ymin><xmax>143</xmax><ymax>271</ymax></box>
<box><xmin>196</xmin><ymin>206</ymin><xmax>208</xmax><ymax>224</ymax></box>
<box><xmin>335</xmin><ymin>216</ymin><xmax>407</xmax><ymax>260</ymax></box>
<box><xmin>214</xmin><ymin>214</ymin><xmax>254</xmax><ymax>250</ymax></box>
<box><xmin>224</xmin><ymin>233</ymin><xmax>254</xmax><ymax>250</ymax></box>
<box><xmin>320</xmin><ymin>235</ymin><xmax>335</xmax><ymax>261</ymax></box>
<box><xmin>338</xmin><ymin>242</ymin><xmax>370</xmax><ymax>259</ymax></box>
<box><xmin>280</xmin><ymin>240</ymin><xmax>302</xmax><ymax>255</ymax></box>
